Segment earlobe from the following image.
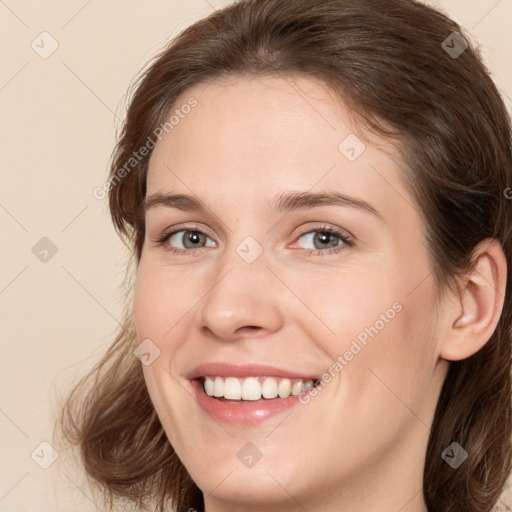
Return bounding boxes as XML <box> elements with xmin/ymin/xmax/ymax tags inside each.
<box><xmin>440</xmin><ymin>238</ymin><xmax>507</xmax><ymax>361</ymax></box>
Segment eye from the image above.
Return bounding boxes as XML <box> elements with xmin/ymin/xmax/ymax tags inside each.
<box><xmin>157</xmin><ymin>227</ymin><xmax>215</xmax><ymax>254</ymax></box>
<box><xmin>155</xmin><ymin>224</ymin><xmax>354</xmax><ymax>257</ymax></box>
<box><xmin>294</xmin><ymin>226</ymin><xmax>353</xmax><ymax>256</ymax></box>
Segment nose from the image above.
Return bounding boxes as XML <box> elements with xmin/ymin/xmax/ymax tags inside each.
<box><xmin>196</xmin><ymin>254</ymin><xmax>285</xmax><ymax>342</ymax></box>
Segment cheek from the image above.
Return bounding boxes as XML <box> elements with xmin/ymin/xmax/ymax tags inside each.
<box><xmin>331</xmin><ymin>277</ymin><xmax>438</xmax><ymax>432</ymax></box>
<box><xmin>294</xmin><ymin>264</ymin><xmax>404</xmax><ymax>355</ymax></box>
<box><xmin>133</xmin><ymin>262</ymin><xmax>194</xmax><ymax>340</ymax></box>
<box><xmin>133</xmin><ymin>260</ymin><xmax>206</xmax><ymax>401</ymax></box>
<box><xmin>133</xmin><ymin>263</ymin><xmax>195</xmax><ymax>447</ymax></box>
<box><xmin>310</xmin><ymin>260</ymin><xmax>438</xmax><ymax>413</ymax></box>
<box><xmin>133</xmin><ymin>271</ymin><xmax>163</xmax><ymax>340</ymax></box>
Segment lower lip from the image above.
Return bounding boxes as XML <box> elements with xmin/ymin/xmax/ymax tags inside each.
<box><xmin>190</xmin><ymin>379</ymin><xmax>306</xmax><ymax>426</ymax></box>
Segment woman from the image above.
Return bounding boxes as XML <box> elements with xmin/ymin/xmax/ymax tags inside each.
<box><xmin>56</xmin><ymin>0</ymin><xmax>512</xmax><ymax>511</ymax></box>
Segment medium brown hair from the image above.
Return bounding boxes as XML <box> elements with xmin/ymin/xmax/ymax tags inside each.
<box><xmin>55</xmin><ymin>0</ymin><xmax>512</xmax><ymax>511</ymax></box>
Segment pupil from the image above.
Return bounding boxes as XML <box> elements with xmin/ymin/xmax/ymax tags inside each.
<box><xmin>185</xmin><ymin>231</ymin><xmax>202</xmax><ymax>248</ymax></box>
<box><xmin>316</xmin><ymin>231</ymin><xmax>336</xmax><ymax>249</ymax></box>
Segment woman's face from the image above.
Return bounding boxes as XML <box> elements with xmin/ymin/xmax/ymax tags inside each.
<box><xmin>134</xmin><ymin>75</ymin><xmax>448</xmax><ymax>511</ymax></box>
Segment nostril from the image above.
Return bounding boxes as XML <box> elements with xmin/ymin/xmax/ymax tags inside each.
<box><xmin>236</xmin><ymin>325</ymin><xmax>262</xmax><ymax>336</ymax></box>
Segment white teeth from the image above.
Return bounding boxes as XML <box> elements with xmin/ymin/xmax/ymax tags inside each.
<box><xmin>291</xmin><ymin>380</ymin><xmax>303</xmax><ymax>396</ymax></box>
<box><xmin>202</xmin><ymin>376</ymin><xmax>316</xmax><ymax>400</ymax></box>
<box><xmin>204</xmin><ymin>377</ymin><xmax>215</xmax><ymax>396</ymax></box>
<box><xmin>278</xmin><ymin>378</ymin><xmax>291</xmax><ymax>398</ymax></box>
<box><xmin>241</xmin><ymin>377</ymin><xmax>261</xmax><ymax>400</ymax></box>
<box><xmin>261</xmin><ymin>378</ymin><xmax>278</xmax><ymax>398</ymax></box>
<box><xmin>224</xmin><ymin>377</ymin><xmax>241</xmax><ymax>399</ymax></box>
<box><xmin>213</xmin><ymin>376</ymin><xmax>224</xmax><ymax>397</ymax></box>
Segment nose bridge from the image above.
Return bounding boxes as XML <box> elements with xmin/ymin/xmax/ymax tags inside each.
<box><xmin>196</xmin><ymin>236</ymin><xmax>284</xmax><ymax>340</ymax></box>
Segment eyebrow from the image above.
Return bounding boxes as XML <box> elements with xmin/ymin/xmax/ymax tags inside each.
<box><xmin>143</xmin><ymin>190</ymin><xmax>383</xmax><ymax>220</ymax></box>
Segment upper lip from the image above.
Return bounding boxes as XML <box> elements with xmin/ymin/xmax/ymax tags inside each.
<box><xmin>185</xmin><ymin>362</ymin><xmax>320</xmax><ymax>381</ymax></box>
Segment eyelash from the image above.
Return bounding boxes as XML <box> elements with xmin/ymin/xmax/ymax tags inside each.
<box><xmin>155</xmin><ymin>224</ymin><xmax>354</xmax><ymax>257</ymax></box>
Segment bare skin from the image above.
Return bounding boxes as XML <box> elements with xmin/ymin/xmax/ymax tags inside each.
<box><xmin>133</xmin><ymin>74</ymin><xmax>506</xmax><ymax>512</ymax></box>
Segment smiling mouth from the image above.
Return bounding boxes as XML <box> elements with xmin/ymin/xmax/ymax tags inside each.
<box><xmin>198</xmin><ymin>375</ymin><xmax>321</xmax><ymax>401</ymax></box>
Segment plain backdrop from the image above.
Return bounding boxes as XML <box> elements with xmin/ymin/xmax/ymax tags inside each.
<box><xmin>1</xmin><ymin>1</ymin><xmax>511</xmax><ymax>510</ymax></box>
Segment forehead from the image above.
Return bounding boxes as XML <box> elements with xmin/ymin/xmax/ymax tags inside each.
<box><xmin>146</xmin><ymin>74</ymin><xmax>413</xmax><ymax>223</ymax></box>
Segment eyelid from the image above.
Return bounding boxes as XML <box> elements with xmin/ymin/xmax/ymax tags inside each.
<box><xmin>155</xmin><ymin>222</ymin><xmax>217</xmax><ymax>243</ymax></box>
<box><xmin>155</xmin><ymin>222</ymin><xmax>352</xmax><ymax>241</ymax></box>
<box><xmin>291</xmin><ymin>222</ymin><xmax>354</xmax><ymax>243</ymax></box>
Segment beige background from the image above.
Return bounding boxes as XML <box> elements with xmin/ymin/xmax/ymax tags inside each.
<box><xmin>1</xmin><ymin>1</ymin><xmax>511</xmax><ymax>511</ymax></box>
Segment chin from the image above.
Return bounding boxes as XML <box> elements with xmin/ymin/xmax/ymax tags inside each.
<box><xmin>198</xmin><ymin>469</ymin><xmax>301</xmax><ymax>507</ymax></box>
<box><xmin>189</xmin><ymin>451</ymin><xmax>308</xmax><ymax>505</ymax></box>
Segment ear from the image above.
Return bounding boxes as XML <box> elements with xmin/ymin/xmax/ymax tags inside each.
<box><xmin>439</xmin><ymin>238</ymin><xmax>507</xmax><ymax>361</ymax></box>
